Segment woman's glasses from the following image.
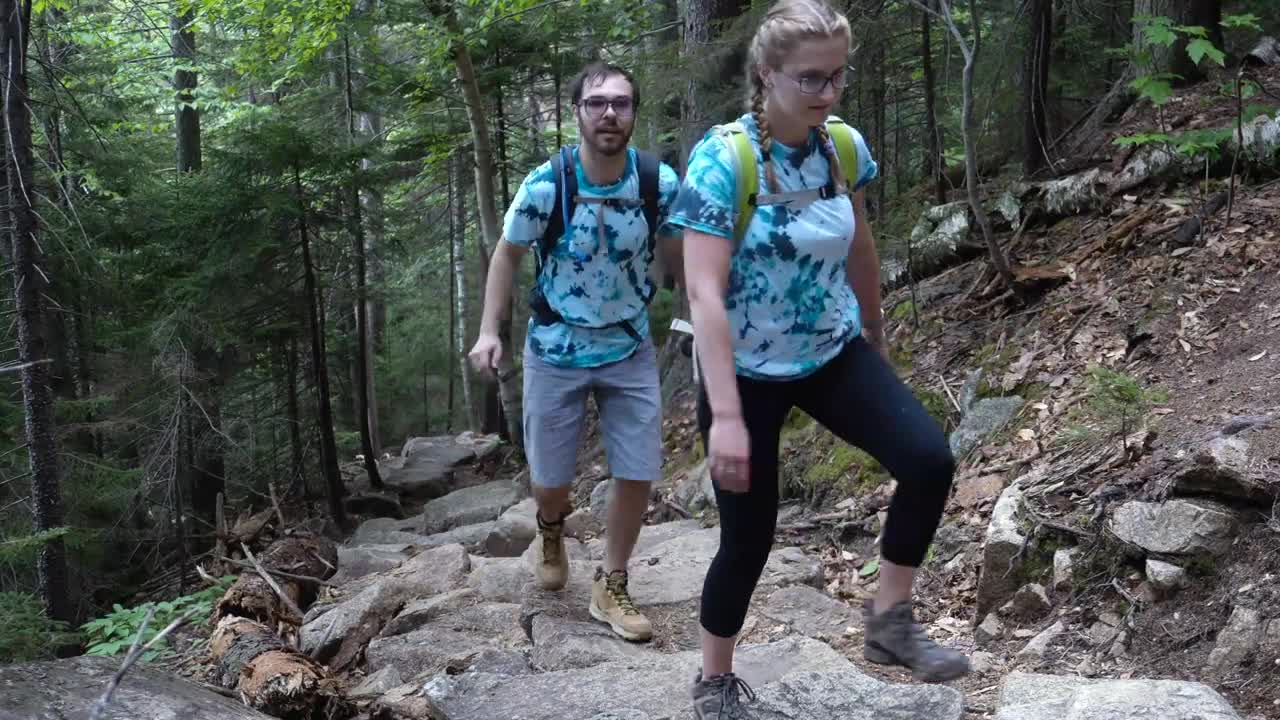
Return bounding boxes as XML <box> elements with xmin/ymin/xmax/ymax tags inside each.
<box><xmin>781</xmin><ymin>67</ymin><xmax>850</xmax><ymax>95</ymax></box>
<box><xmin>579</xmin><ymin>96</ymin><xmax>634</xmax><ymax>119</ymax></box>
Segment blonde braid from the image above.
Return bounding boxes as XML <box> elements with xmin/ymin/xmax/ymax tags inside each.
<box><xmin>750</xmin><ymin>78</ymin><xmax>779</xmax><ymax>194</ymax></box>
<box><xmin>814</xmin><ymin>124</ymin><xmax>846</xmax><ymax>194</ymax></box>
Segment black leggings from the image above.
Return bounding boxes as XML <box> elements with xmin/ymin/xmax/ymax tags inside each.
<box><xmin>696</xmin><ymin>338</ymin><xmax>955</xmax><ymax>639</ymax></box>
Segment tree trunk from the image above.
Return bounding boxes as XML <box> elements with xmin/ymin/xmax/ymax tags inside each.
<box><xmin>680</xmin><ymin>0</ymin><xmax>749</xmax><ymax>171</ymax></box>
<box><xmin>433</xmin><ymin>1</ymin><xmax>522</xmax><ymax>446</ymax></box>
<box><xmin>921</xmin><ymin>3</ymin><xmax>946</xmax><ymax>203</ymax></box>
<box><xmin>172</xmin><ymin>8</ymin><xmax>200</xmax><ymax>172</ymax></box>
<box><xmin>343</xmin><ymin>34</ymin><xmax>382</xmax><ymax>487</ymax></box>
<box><xmin>295</xmin><ymin>165</ymin><xmax>345</xmax><ymax>525</ymax></box>
<box><xmin>447</xmin><ymin>161</ymin><xmax>457</xmax><ymax>434</ymax></box>
<box><xmin>940</xmin><ymin>0</ymin><xmax>1015</xmax><ymax>292</ymax></box>
<box><xmin>2</xmin><ymin>0</ymin><xmax>71</xmax><ymax>630</ymax></box>
<box><xmin>1133</xmin><ymin>0</ymin><xmax>1219</xmax><ymax>83</ymax></box>
<box><xmin>451</xmin><ymin>148</ymin><xmax>475</xmax><ymax>431</ymax></box>
<box><xmin>1023</xmin><ymin>0</ymin><xmax>1053</xmax><ymax>175</ymax></box>
<box><xmin>285</xmin><ymin>336</ymin><xmax>304</xmax><ymax>500</ymax></box>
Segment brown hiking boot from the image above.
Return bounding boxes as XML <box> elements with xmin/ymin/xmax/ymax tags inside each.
<box><xmin>690</xmin><ymin>671</ymin><xmax>757</xmax><ymax>719</ymax></box>
<box><xmin>532</xmin><ymin>510</ymin><xmax>569</xmax><ymax>590</ymax></box>
<box><xmin>863</xmin><ymin>600</ymin><xmax>970</xmax><ymax>682</ymax></box>
<box><xmin>589</xmin><ymin>567</ymin><xmax>652</xmax><ymax>641</ymax></box>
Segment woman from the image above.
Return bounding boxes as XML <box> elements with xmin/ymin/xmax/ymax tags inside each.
<box><xmin>667</xmin><ymin>1</ymin><xmax>969</xmax><ymax>716</ymax></box>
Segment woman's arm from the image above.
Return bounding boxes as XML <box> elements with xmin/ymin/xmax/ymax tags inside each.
<box><xmin>684</xmin><ymin>228</ymin><xmax>753</xmax><ymax>491</ymax></box>
<box><xmin>845</xmin><ymin>190</ymin><xmax>886</xmax><ymax>349</ymax></box>
<box><xmin>685</xmin><ymin>229</ymin><xmax>740</xmax><ymax>420</ymax></box>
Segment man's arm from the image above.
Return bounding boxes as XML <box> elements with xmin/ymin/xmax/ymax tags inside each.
<box><xmin>478</xmin><ymin>237</ymin><xmax>528</xmax><ymax>338</ymax></box>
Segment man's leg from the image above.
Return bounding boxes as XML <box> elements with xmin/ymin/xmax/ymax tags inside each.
<box><xmin>523</xmin><ymin>348</ymin><xmax>590</xmax><ymax>590</ymax></box>
<box><xmin>589</xmin><ymin>341</ymin><xmax>662</xmax><ymax>641</ymax></box>
<box><xmin>604</xmin><ymin>478</ymin><xmax>648</xmax><ymax>574</ymax></box>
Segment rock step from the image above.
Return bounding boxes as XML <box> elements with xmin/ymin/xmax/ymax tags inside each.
<box><xmin>428</xmin><ymin>636</ymin><xmax>965</xmax><ymax>720</ymax></box>
<box><xmin>995</xmin><ymin>672</ymin><xmax>1239</xmax><ymax>720</ymax></box>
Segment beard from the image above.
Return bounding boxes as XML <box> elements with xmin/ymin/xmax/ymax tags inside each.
<box><xmin>582</xmin><ymin>121</ymin><xmax>634</xmax><ymax>157</ymax></box>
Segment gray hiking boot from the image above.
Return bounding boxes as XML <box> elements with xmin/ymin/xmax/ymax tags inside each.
<box><xmin>690</xmin><ymin>671</ymin><xmax>756</xmax><ymax>719</ymax></box>
<box><xmin>863</xmin><ymin>600</ymin><xmax>970</xmax><ymax>682</ymax></box>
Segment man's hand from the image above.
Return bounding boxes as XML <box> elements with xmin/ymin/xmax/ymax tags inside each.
<box><xmin>468</xmin><ymin>333</ymin><xmax>503</xmax><ymax>380</ymax></box>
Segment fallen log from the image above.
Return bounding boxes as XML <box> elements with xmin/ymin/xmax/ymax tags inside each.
<box><xmin>214</xmin><ymin>535</ymin><xmax>338</xmax><ymax>627</ymax></box>
<box><xmin>210</xmin><ymin>616</ymin><xmax>349</xmax><ymax>719</ymax></box>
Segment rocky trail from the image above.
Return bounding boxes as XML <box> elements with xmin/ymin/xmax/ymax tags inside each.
<box><xmin>6</xmin><ymin>66</ymin><xmax>1280</xmax><ymax>720</ymax></box>
<box><xmin>2</xmin><ymin>425</ymin><xmax>1267</xmax><ymax>720</ymax></box>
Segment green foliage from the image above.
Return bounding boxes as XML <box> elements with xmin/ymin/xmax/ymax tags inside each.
<box><xmin>1221</xmin><ymin>14</ymin><xmax>1263</xmax><ymax>31</ymax></box>
<box><xmin>81</xmin><ymin>575</ymin><xmax>235</xmax><ymax>662</ymax></box>
<box><xmin>1129</xmin><ymin>74</ymin><xmax>1176</xmax><ymax>107</ymax></box>
<box><xmin>0</xmin><ymin>592</ymin><xmax>80</xmax><ymax>662</ymax></box>
<box><xmin>1185</xmin><ymin>38</ymin><xmax>1225</xmax><ymax>68</ymax></box>
<box><xmin>1061</xmin><ymin>367</ymin><xmax>1166</xmax><ymax>447</ymax></box>
<box><xmin>0</xmin><ymin>528</ymin><xmax>70</xmax><ymax>565</ymax></box>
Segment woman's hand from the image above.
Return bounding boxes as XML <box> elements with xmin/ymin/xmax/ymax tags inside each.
<box><xmin>708</xmin><ymin>414</ymin><xmax>751</xmax><ymax>493</ymax></box>
<box><xmin>863</xmin><ymin>319</ymin><xmax>890</xmax><ymax>366</ymax></box>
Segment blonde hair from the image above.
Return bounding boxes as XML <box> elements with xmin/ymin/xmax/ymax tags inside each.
<box><xmin>746</xmin><ymin>0</ymin><xmax>851</xmax><ymax>193</ymax></box>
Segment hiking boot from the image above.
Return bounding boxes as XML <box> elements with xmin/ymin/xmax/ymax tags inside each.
<box><xmin>589</xmin><ymin>567</ymin><xmax>652</xmax><ymax>642</ymax></box>
<box><xmin>863</xmin><ymin>600</ymin><xmax>971</xmax><ymax>682</ymax></box>
<box><xmin>532</xmin><ymin>510</ymin><xmax>569</xmax><ymax>590</ymax></box>
<box><xmin>690</xmin><ymin>671</ymin><xmax>756</xmax><ymax>719</ymax></box>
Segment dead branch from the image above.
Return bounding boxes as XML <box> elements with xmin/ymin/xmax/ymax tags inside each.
<box><xmin>241</xmin><ymin>542</ymin><xmax>304</xmax><ymax>625</ymax></box>
<box><xmin>88</xmin><ymin>607</ymin><xmax>198</xmax><ymax>720</ymax></box>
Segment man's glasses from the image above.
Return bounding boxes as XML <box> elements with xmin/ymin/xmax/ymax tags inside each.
<box><xmin>781</xmin><ymin>67</ymin><xmax>850</xmax><ymax>95</ymax></box>
<box><xmin>579</xmin><ymin>96</ymin><xmax>634</xmax><ymax>119</ymax></box>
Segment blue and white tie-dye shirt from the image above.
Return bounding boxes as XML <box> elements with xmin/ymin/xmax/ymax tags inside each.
<box><xmin>667</xmin><ymin>114</ymin><xmax>878</xmax><ymax>380</ymax></box>
<box><xmin>503</xmin><ymin>147</ymin><xmax>680</xmax><ymax>368</ymax></box>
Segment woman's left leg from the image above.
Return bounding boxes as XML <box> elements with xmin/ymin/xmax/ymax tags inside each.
<box><xmin>796</xmin><ymin>337</ymin><xmax>969</xmax><ymax>682</ymax></box>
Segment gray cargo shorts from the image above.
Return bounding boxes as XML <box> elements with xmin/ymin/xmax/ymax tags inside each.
<box><xmin>522</xmin><ymin>341</ymin><xmax>662</xmax><ymax>488</ymax></box>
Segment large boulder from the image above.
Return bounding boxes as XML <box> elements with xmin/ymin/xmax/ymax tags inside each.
<box><xmin>759</xmin><ymin>585</ymin><xmax>862</xmax><ymax>642</ymax></box>
<box><xmin>1173</xmin><ymin>432</ymin><xmax>1278</xmax><ymax>505</ymax></box>
<box><xmin>484</xmin><ymin>498</ymin><xmax>539</xmax><ymax>557</ymax></box>
<box><xmin>977</xmin><ymin>482</ymin><xmax>1028</xmax><ymax>617</ymax></box>
<box><xmin>620</xmin><ymin>528</ymin><xmax>822</xmax><ymax>607</ymax></box>
<box><xmin>420</xmin><ymin>479</ymin><xmax>525</xmax><ymax>535</ymax></box>
<box><xmin>381</xmin><ymin>432</ymin><xmax>500</xmax><ymax>501</ymax></box>
<box><xmin>1109</xmin><ymin>499</ymin><xmax>1239</xmax><ymax>556</ymax></box>
<box><xmin>350</xmin><ymin>516</ymin><xmax>432</xmax><ymax>546</ymax></box>
<box><xmin>0</xmin><ymin>656</ymin><xmax>277</xmax><ymax>720</ymax></box>
<box><xmin>994</xmin><ymin>672</ymin><xmax>1240</xmax><ymax>720</ymax></box>
<box><xmin>951</xmin><ymin>397</ymin><xmax>1024</xmax><ymax>459</ymax></box>
<box><xmin>528</xmin><ymin>615</ymin><xmax>653</xmax><ymax>671</ymax></box>
<box><xmin>365</xmin><ymin>602</ymin><xmax>527</xmax><ymax>678</ymax></box>
<box><xmin>429</xmin><ymin>636</ymin><xmax>963</xmax><ymax>720</ymax></box>
<box><xmin>300</xmin><ymin>543</ymin><xmax>471</xmax><ymax>664</ymax></box>
<box><xmin>329</xmin><ymin>543</ymin><xmax>413</xmax><ymax>585</ymax></box>
<box><xmin>1205</xmin><ymin>605</ymin><xmax>1265</xmax><ymax>673</ymax></box>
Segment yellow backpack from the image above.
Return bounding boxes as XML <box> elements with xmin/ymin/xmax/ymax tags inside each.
<box><xmin>712</xmin><ymin>115</ymin><xmax>864</xmax><ymax>244</ymax></box>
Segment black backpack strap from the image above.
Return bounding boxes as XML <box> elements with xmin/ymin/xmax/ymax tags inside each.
<box><xmin>634</xmin><ymin>149</ymin><xmax>661</xmax><ymax>251</ymax></box>
<box><xmin>538</xmin><ymin>146</ymin><xmax>577</xmax><ymax>275</ymax></box>
<box><xmin>634</xmin><ymin>149</ymin><xmax>673</xmax><ymax>292</ymax></box>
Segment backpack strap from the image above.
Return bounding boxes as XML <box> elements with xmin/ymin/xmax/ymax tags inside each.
<box><xmin>538</xmin><ymin>146</ymin><xmax>578</xmax><ymax>275</ymax></box>
<box><xmin>714</xmin><ymin>122</ymin><xmax>758</xmax><ymax>248</ymax></box>
<box><xmin>824</xmin><ymin>116</ymin><xmax>862</xmax><ymax>193</ymax></box>
<box><xmin>635</xmin><ymin>149</ymin><xmax>661</xmax><ymax>251</ymax></box>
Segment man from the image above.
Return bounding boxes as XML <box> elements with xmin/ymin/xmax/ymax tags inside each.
<box><xmin>468</xmin><ymin>62</ymin><xmax>681</xmax><ymax>642</ymax></box>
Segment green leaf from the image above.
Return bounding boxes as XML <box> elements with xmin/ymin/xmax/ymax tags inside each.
<box><xmin>1186</xmin><ymin>38</ymin><xmax>1225</xmax><ymax>67</ymax></box>
<box><xmin>1139</xmin><ymin>18</ymin><xmax>1177</xmax><ymax>47</ymax></box>
<box><xmin>1174</xmin><ymin>25</ymin><xmax>1208</xmax><ymax>38</ymax></box>
<box><xmin>1221</xmin><ymin>14</ymin><xmax>1262</xmax><ymax>31</ymax></box>
<box><xmin>1130</xmin><ymin>76</ymin><xmax>1174</xmax><ymax>106</ymax></box>
<box><xmin>859</xmin><ymin>559</ymin><xmax>880</xmax><ymax>578</ymax></box>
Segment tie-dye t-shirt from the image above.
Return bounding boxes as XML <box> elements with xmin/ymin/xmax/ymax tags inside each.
<box><xmin>666</xmin><ymin>114</ymin><xmax>878</xmax><ymax>380</ymax></box>
<box><xmin>503</xmin><ymin>147</ymin><xmax>680</xmax><ymax>368</ymax></box>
